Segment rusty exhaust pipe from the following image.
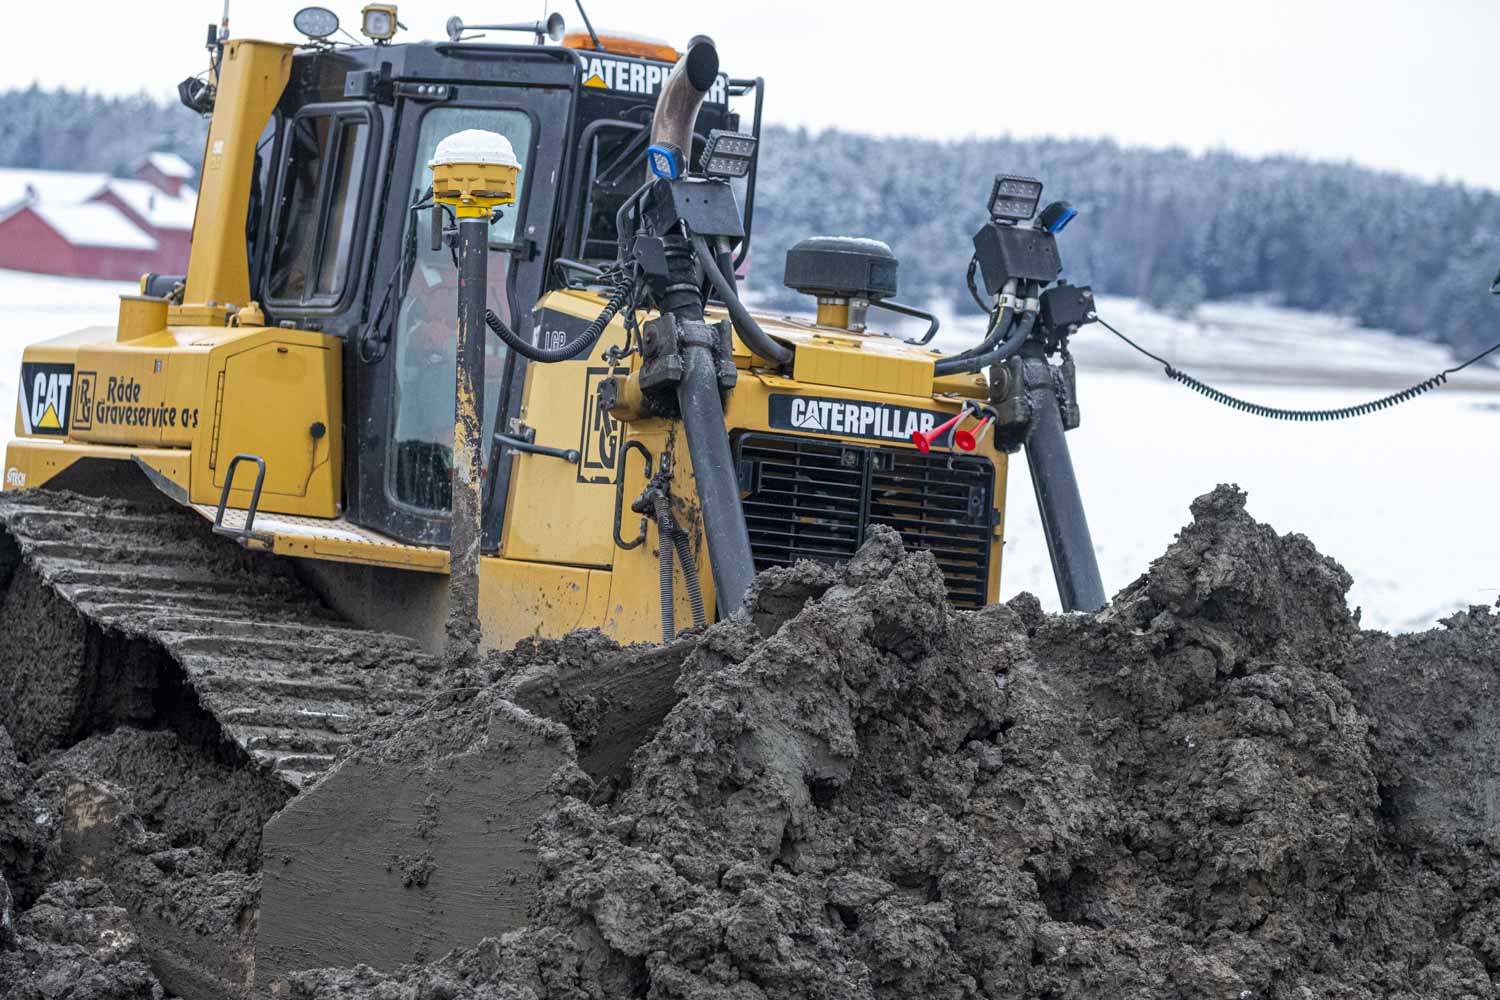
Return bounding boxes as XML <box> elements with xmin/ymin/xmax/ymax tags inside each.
<box><xmin>650</xmin><ymin>35</ymin><xmax>719</xmax><ymax>160</ymax></box>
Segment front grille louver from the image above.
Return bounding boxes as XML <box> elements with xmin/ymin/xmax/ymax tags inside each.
<box><xmin>734</xmin><ymin>432</ymin><xmax>996</xmax><ymax>608</ymax></box>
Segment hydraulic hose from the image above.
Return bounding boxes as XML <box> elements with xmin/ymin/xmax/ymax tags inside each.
<box><xmin>652</xmin><ymin>492</ymin><xmax>676</xmax><ymax>642</ymax></box>
<box><xmin>930</xmin><ymin>307</ymin><xmax>1014</xmax><ymax>377</ymax></box>
<box><xmin>964</xmin><ymin>310</ymin><xmax>1037</xmax><ymax>373</ymax></box>
<box><xmin>932</xmin><ymin>279</ymin><xmax>1021</xmax><ymax>376</ymax></box>
<box><xmin>692</xmin><ymin>235</ymin><xmax>794</xmax><ymax>367</ymax></box>
<box><xmin>675</xmin><ymin>328</ymin><xmax>757</xmax><ymax>614</ymax></box>
<box><xmin>671</xmin><ymin>522</ymin><xmax>708</xmax><ymax>630</ymax></box>
<box><xmin>484</xmin><ymin>281</ymin><xmax>629</xmax><ymax>362</ymax></box>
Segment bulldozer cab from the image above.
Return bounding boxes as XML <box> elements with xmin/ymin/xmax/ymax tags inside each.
<box><xmin>242</xmin><ymin>38</ymin><xmax>758</xmax><ymax>548</ymax></box>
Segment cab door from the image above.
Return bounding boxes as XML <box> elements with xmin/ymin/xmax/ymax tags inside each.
<box><xmin>350</xmin><ymin>73</ymin><xmax>573</xmax><ymax>548</ymax></box>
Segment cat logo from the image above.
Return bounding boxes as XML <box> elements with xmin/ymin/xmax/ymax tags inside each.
<box><xmin>577</xmin><ymin>55</ymin><xmax>728</xmax><ymax>104</ymax></box>
<box><xmin>17</xmin><ymin>362</ymin><xmax>74</xmax><ymax>437</ymax></box>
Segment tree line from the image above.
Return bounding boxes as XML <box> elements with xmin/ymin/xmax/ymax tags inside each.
<box><xmin>1</xmin><ymin>86</ymin><xmax>1494</xmax><ymax>356</ymax></box>
<box><xmin>754</xmin><ymin>127</ymin><xmax>1500</xmax><ymax>358</ymax></box>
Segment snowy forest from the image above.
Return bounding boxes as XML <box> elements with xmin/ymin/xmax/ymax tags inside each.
<box><xmin>2</xmin><ymin>84</ymin><xmax>1497</xmax><ymax>357</ymax></box>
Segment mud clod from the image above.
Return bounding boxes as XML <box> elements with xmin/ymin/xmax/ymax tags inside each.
<box><xmin>0</xmin><ymin>879</ymin><xmax>166</xmax><ymax>1000</ymax></box>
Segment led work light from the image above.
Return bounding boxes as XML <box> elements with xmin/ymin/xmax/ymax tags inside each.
<box><xmin>647</xmin><ymin>142</ymin><xmax>684</xmax><ymax>180</ymax></box>
<box><xmin>293</xmin><ymin>6</ymin><xmax>340</xmax><ymax>40</ymax></box>
<box><xmin>360</xmin><ymin>4</ymin><xmax>399</xmax><ymax>41</ymax></box>
<box><xmin>988</xmin><ymin>174</ymin><xmax>1043</xmax><ymax>222</ymax></box>
<box><xmin>699</xmin><ymin>130</ymin><xmax>758</xmax><ymax>179</ymax></box>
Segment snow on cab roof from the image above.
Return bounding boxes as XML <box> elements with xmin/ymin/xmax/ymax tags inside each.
<box><xmin>144</xmin><ymin>151</ymin><xmax>195</xmax><ymax>179</ymax></box>
<box><xmin>100</xmin><ymin>178</ymin><xmax>197</xmax><ymax>231</ymax></box>
<box><xmin>30</xmin><ymin>202</ymin><xmax>158</xmax><ymax>251</ymax></box>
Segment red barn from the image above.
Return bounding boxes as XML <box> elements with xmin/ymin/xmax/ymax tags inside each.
<box><xmin>0</xmin><ymin>153</ymin><xmax>198</xmax><ymax>281</ymax></box>
<box><xmin>90</xmin><ymin>179</ymin><xmax>196</xmax><ymax>273</ymax></box>
<box><xmin>133</xmin><ymin>152</ymin><xmax>195</xmax><ymax>198</ymax></box>
<box><xmin>0</xmin><ymin>201</ymin><xmax>160</xmax><ymax>281</ymax></box>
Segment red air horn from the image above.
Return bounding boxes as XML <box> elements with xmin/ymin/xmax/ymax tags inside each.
<box><xmin>911</xmin><ymin>404</ymin><xmax>977</xmax><ymax>454</ymax></box>
<box><xmin>954</xmin><ymin>413</ymin><xmax>994</xmax><ymax>452</ymax></box>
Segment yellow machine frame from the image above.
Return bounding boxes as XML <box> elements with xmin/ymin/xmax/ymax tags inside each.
<box><xmin>2</xmin><ymin>39</ymin><xmax>1010</xmax><ymax>653</ymax></box>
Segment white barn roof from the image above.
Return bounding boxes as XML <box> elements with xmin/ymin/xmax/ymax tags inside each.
<box><xmin>144</xmin><ymin>151</ymin><xmax>196</xmax><ymax>179</ymax></box>
<box><xmin>0</xmin><ymin>167</ymin><xmax>111</xmax><ymax>212</ymax></box>
<box><xmin>99</xmin><ymin>178</ymin><xmax>197</xmax><ymax>231</ymax></box>
<box><xmin>29</xmin><ymin>202</ymin><xmax>158</xmax><ymax>251</ymax></box>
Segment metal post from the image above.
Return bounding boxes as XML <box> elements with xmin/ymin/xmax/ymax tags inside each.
<box><xmin>428</xmin><ymin>128</ymin><xmax>520</xmax><ymax>665</ymax></box>
<box><xmin>1022</xmin><ymin>350</ymin><xmax>1107</xmax><ymax>613</ymax></box>
<box><xmin>444</xmin><ymin>216</ymin><xmax>488</xmax><ymax>664</ymax></box>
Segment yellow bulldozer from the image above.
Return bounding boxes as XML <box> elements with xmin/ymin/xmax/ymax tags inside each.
<box><xmin>0</xmin><ymin>6</ymin><xmax>1105</xmax><ymax>995</ymax></box>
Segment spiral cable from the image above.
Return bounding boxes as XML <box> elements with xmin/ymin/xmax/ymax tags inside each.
<box><xmin>1095</xmin><ymin>314</ymin><xmax>1500</xmax><ymax>422</ymax></box>
<box><xmin>484</xmin><ymin>268</ymin><xmax>633</xmax><ymax>363</ymax></box>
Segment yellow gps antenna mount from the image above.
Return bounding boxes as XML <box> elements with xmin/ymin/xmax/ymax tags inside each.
<box><xmin>430</xmin><ymin>128</ymin><xmax>520</xmax><ymax>219</ymax></box>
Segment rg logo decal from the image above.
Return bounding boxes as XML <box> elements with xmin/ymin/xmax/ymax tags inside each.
<box><xmin>578</xmin><ymin>366</ymin><xmax>627</xmax><ymax>484</ymax></box>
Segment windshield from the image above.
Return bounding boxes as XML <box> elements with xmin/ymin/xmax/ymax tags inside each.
<box><xmin>387</xmin><ymin>106</ymin><xmax>534</xmax><ymax>512</ymax></box>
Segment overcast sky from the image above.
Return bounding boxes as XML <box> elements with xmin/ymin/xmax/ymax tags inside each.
<box><xmin>8</xmin><ymin>0</ymin><xmax>1499</xmax><ymax>188</ymax></box>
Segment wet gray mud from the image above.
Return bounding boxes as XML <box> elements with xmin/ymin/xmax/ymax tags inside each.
<box><xmin>280</xmin><ymin>485</ymin><xmax>1500</xmax><ymax>999</ymax></box>
<box><xmin>1</xmin><ymin>723</ymin><xmax>286</xmax><ymax>999</ymax></box>
<box><xmin>8</xmin><ymin>484</ymin><xmax>1500</xmax><ymax>998</ymax></box>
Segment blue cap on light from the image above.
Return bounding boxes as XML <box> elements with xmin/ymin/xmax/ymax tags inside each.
<box><xmin>1042</xmin><ymin>202</ymin><xmax>1078</xmax><ymax>234</ymax></box>
<box><xmin>646</xmin><ymin>143</ymin><xmax>683</xmax><ymax>180</ymax></box>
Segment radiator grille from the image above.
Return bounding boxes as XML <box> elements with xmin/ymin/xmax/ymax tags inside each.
<box><xmin>734</xmin><ymin>432</ymin><xmax>997</xmax><ymax>608</ymax></box>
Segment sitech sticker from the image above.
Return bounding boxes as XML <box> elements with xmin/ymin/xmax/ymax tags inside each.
<box><xmin>5</xmin><ymin>468</ymin><xmax>25</xmax><ymax>488</ymax></box>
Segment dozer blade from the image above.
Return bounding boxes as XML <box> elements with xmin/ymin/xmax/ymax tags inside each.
<box><xmin>254</xmin><ymin>689</ymin><xmax>573</xmax><ymax>994</ymax></box>
<box><xmin>256</xmin><ymin>637</ymin><xmax>698</xmax><ymax>995</ymax></box>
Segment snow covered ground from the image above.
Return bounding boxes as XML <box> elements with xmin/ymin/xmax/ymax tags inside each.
<box><xmin>0</xmin><ymin>269</ymin><xmax>133</xmax><ymax>435</ymax></box>
<box><xmin>1</xmin><ymin>269</ymin><xmax>1495</xmax><ymax>632</ymax></box>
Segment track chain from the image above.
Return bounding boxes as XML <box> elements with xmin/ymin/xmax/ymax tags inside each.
<box><xmin>0</xmin><ymin>492</ymin><xmax>443</xmax><ymax>789</ymax></box>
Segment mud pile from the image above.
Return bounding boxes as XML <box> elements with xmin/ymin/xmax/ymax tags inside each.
<box><xmin>0</xmin><ymin>721</ymin><xmax>288</xmax><ymax>999</ymax></box>
<box><xmin>7</xmin><ymin>484</ymin><xmax>1500</xmax><ymax>998</ymax></box>
<box><xmin>286</xmin><ymin>485</ymin><xmax>1500</xmax><ymax>999</ymax></box>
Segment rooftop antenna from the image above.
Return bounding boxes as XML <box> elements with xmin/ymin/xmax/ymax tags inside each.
<box><xmin>218</xmin><ymin>0</ymin><xmax>230</xmax><ymax>41</ymax></box>
<box><xmin>574</xmin><ymin>0</ymin><xmax>602</xmax><ymax>50</ymax></box>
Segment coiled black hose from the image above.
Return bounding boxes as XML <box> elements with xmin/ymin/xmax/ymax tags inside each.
<box><xmin>1097</xmin><ymin>315</ymin><xmax>1500</xmax><ymax>421</ymax></box>
<box><xmin>652</xmin><ymin>492</ymin><xmax>676</xmax><ymax>643</ymax></box>
<box><xmin>484</xmin><ymin>279</ymin><xmax>631</xmax><ymax>363</ymax></box>
<box><xmin>1166</xmin><ymin>368</ymin><xmax>1449</xmax><ymax>421</ymax></box>
<box><xmin>671</xmin><ymin>526</ymin><xmax>707</xmax><ymax>631</ymax></box>
<box><xmin>650</xmin><ymin>490</ymin><xmax>707</xmax><ymax>641</ymax></box>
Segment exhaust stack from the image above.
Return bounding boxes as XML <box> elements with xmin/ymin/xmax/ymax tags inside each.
<box><xmin>181</xmin><ymin>40</ymin><xmax>293</xmax><ymax>325</ymax></box>
<box><xmin>649</xmin><ymin>35</ymin><xmax>719</xmax><ymax>162</ymax></box>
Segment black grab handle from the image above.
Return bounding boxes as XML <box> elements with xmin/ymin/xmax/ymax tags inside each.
<box><xmin>213</xmin><ymin>454</ymin><xmax>267</xmax><ymax>540</ymax></box>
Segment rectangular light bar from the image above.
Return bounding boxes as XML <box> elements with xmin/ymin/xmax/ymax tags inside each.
<box><xmin>700</xmin><ymin>129</ymin><xmax>758</xmax><ymax>179</ymax></box>
<box><xmin>988</xmin><ymin>174</ymin><xmax>1043</xmax><ymax>222</ymax></box>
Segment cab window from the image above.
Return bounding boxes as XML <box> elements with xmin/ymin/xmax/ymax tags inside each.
<box><xmin>267</xmin><ymin>108</ymin><xmax>372</xmax><ymax>305</ymax></box>
<box><xmin>574</xmin><ymin>122</ymin><xmax>650</xmax><ymax>262</ymax></box>
<box><xmin>388</xmin><ymin>107</ymin><xmax>534</xmax><ymax>512</ymax></box>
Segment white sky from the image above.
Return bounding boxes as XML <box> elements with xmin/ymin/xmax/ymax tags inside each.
<box><xmin>8</xmin><ymin>0</ymin><xmax>1500</xmax><ymax>189</ymax></box>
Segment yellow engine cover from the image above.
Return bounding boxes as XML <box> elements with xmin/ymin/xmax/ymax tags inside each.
<box><xmin>6</xmin><ymin>300</ymin><xmax>342</xmax><ymax>520</ymax></box>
